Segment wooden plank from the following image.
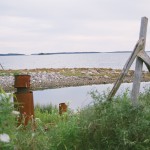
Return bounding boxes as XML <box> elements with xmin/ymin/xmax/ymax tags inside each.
<box><xmin>137</xmin><ymin>50</ymin><xmax>150</xmax><ymax>72</ymax></box>
<box><xmin>107</xmin><ymin>38</ymin><xmax>144</xmax><ymax>100</ymax></box>
<box><xmin>131</xmin><ymin>17</ymin><xmax>148</xmax><ymax>106</ymax></box>
<box><xmin>0</xmin><ymin>63</ymin><xmax>4</xmax><ymax>70</ymax></box>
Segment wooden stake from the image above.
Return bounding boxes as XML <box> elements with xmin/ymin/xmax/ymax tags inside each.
<box><xmin>137</xmin><ymin>50</ymin><xmax>150</xmax><ymax>72</ymax></box>
<box><xmin>0</xmin><ymin>63</ymin><xmax>4</xmax><ymax>70</ymax></box>
<box><xmin>131</xmin><ymin>17</ymin><xmax>148</xmax><ymax>106</ymax></box>
<box><xmin>107</xmin><ymin>38</ymin><xmax>144</xmax><ymax>100</ymax></box>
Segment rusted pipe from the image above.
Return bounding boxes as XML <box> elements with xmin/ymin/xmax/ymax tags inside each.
<box><xmin>14</xmin><ymin>75</ymin><xmax>34</xmax><ymax>126</ymax></box>
<box><xmin>14</xmin><ymin>75</ymin><xmax>30</xmax><ymax>88</ymax></box>
<box><xmin>14</xmin><ymin>92</ymin><xmax>34</xmax><ymax>125</ymax></box>
<box><xmin>59</xmin><ymin>103</ymin><xmax>67</xmax><ymax>115</ymax></box>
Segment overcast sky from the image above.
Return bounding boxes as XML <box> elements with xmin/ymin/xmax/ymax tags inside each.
<box><xmin>0</xmin><ymin>0</ymin><xmax>150</xmax><ymax>54</ymax></box>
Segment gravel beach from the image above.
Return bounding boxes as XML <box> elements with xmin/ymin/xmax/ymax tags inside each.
<box><xmin>0</xmin><ymin>68</ymin><xmax>150</xmax><ymax>92</ymax></box>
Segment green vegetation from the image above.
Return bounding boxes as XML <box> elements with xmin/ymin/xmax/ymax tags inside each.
<box><xmin>0</xmin><ymin>70</ymin><xmax>21</xmax><ymax>76</ymax></box>
<box><xmin>0</xmin><ymin>88</ymin><xmax>150</xmax><ymax>149</ymax></box>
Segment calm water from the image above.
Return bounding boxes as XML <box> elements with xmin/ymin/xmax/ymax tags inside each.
<box><xmin>2</xmin><ymin>53</ymin><xmax>150</xmax><ymax>110</ymax></box>
<box><xmin>0</xmin><ymin>53</ymin><xmax>145</xmax><ymax>70</ymax></box>
<box><xmin>33</xmin><ymin>82</ymin><xmax>150</xmax><ymax>110</ymax></box>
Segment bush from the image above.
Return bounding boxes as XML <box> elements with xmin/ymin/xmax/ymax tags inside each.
<box><xmin>0</xmin><ymin>87</ymin><xmax>150</xmax><ymax>149</ymax></box>
<box><xmin>78</xmin><ymin>89</ymin><xmax>150</xmax><ymax>149</ymax></box>
<box><xmin>0</xmin><ymin>88</ymin><xmax>16</xmax><ymax>149</ymax></box>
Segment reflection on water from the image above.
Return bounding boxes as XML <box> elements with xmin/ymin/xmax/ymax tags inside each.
<box><xmin>33</xmin><ymin>82</ymin><xmax>150</xmax><ymax>110</ymax></box>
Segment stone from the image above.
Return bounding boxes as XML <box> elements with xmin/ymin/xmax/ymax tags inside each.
<box><xmin>104</xmin><ymin>75</ymin><xmax>109</xmax><ymax>78</ymax></box>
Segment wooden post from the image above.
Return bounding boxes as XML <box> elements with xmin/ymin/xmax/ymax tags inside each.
<box><xmin>0</xmin><ymin>63</ymin><xmax>4</xmax><ymax>70</ymax></box>
<box><xmin>137</xmin><ymin>50</ymin><xmax>150</xmax><ymax>72</ymax></box>
<box><xmin>107</xmin><ymin>38</ymin><xmax>144</xmax><ymax>100</ymax></box>
<box><xmin>131</xmin><ymin>17</ymin><xmax>148</xmax><ymax>106</ymax></box>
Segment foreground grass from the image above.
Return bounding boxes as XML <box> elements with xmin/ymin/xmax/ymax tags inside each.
<box><xmin>0</xmin><ymin>88</ymin><xmax>150</xmax><ymax>150</ymax></box>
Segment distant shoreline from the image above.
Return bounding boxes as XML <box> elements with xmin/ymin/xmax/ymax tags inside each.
<box><xmin>0</xmin><ymin>68</ymin><xmax>150</xmax><ymax>92</ymax></box>
<box><xmin>0</xmin><ymin>51</ymin><xmax>135</xmax><ymax>56</ymax></box>
<box><xmin>1</xmin><ymin>51</ymin><xmax>150</xmax><ymax>56</ymax></box>
<box><xmin>0</xmin><ymin>53</ymin><xmax>25</xmax><ymax>56</ymax></box>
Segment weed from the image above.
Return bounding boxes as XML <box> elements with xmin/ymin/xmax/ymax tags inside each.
<box><xmin>0</xmin><ymin>87</ymin><xmax>150</xmax><ymax>149</ymax></box>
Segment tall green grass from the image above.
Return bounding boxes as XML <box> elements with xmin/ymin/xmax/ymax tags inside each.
<box><xmin>78</xmin><ymin>89</ymin><xmax>150</xmax><ymax>149</ymax></box>
<box><xmin>0</xmin><ymin>89</ymin><xmax>16</xmax><ymax>149</ymax></box>
<box><xmin>0</xmin><ymin>88</ymin><xmax>150</xmax><ymax>149</ymax></box>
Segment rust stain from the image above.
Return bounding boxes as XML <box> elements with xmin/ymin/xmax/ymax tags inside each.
<box><xmin>14</xmin><ymin>75</ymin><xmax>30</xmax><ymax>88</ymax></box>
<box><xmin>14</xmin><ymin>92</ymin><xmax>34</xmax><ymax>126</ymax></box>
<box><xmin>59</xmin><ymin>103</ymin><xmax>67</xmax><ymax>115</ymax></box>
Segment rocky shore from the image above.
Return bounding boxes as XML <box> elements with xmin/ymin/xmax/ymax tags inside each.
<box><xmin>0</xmin><ymin>68</ymin><xmax>150</xmax><ymax>92</ymax></box>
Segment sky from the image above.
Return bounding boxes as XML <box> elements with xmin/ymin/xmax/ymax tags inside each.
<box><xmin>0</xmin><ymin>0</ymin><xmax>150</xmax><ymax>54</ymax></box>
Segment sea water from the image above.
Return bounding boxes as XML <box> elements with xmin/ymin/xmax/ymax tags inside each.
<box><xmin>2</xmin><ymin>52</ymin><xmax>150</xmax><ymax>110</ymax></box>
<box><xmin>0</xmin><ymin>53</ymin><xmax>141</xmax><ymax>70</ymax></box>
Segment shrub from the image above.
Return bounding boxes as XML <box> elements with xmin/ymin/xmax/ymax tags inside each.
<box><xmin>78</xmin><ymin>89</ymin><xmax>150</xmax><ymax>149</ymax></box>
<box><xmin>0</xmin><ymin>88</ymin><xmax>16</xmax><ymax>149</ymax></box>
<box><xmin>0</xmin><ymin>87</ymin><xmax>150</xmax><ymax>150</ymax></box>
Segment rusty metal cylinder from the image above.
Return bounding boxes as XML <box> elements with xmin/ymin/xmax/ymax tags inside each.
<box><xmin>59</xmin><ymin>103</ymin><xmax>67</xmax><ymax>115</ymax></box>
<box><xmin>14</xmin><ymin>92</ymin><xmax>34</xmax><ymax>125</ymax></box>
<box><xmin>14</xmin><ymin>75</ymin><xmax>34</xmax><ymax>126</ymax></box>
<box><xmin>14</xmin><ymin>75</ymin><xmax>30</xmax><ymax>88</ymax></box>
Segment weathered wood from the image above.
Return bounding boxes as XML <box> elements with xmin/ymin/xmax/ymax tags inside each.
<box><xmin>131</xmin><ymin>17</ymin><xmax>148</xmax><ymax>106</ymax></box>
<box><xmin>107</xmin><ymin>38</ymin><xmax>144</xmax><ymax>100</ymax></box>
<box><xmin>137</xmin><ymin>50</ymin><xmax>150</xmax><ymax>72</ymax></box>
<box><xmin>0</xmin><ymin>63</ymin><xmax>4</xmax><ymax>70</ymax></box>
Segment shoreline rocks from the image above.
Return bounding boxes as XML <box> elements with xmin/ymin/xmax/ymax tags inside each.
<box><xmin>0</xmin><ymin>68</ymin><xmax>150</xmax><ymax>92</ymax></box>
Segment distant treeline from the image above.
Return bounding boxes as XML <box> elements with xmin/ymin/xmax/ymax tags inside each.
<box><xmin>32</xmin><ymin>52</ymin><xmax>101</xmax><ymax>55</ymax></box>
<box><xmin>1</xmin><ymin>51</ymin><xmax>149</xmax><ymax>56</ymax></box>
<box><xmin>0</xmin><ymin>53</ymin><xmax>25</xmax><ymax>56</ymax></box>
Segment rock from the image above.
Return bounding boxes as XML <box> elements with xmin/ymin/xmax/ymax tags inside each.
<box><xmin>87</xmin><ymin>69</ymin><xmax>99</xmax><ymax>74</ymax></box>
<box><xmin>1</xmin><ymin>68</ymin><xmax>149</xmax><ymax>92</ymax></box>
<box><xmin>71</xmin><ymin>69</ymin><xmax>76</xmax><ymax>73</ymax></box>
<box><xmin>81</xmin><ymin>71</ymin><xmax>87</xmax><ymax>74</ymax></box>
<box><xmin>104</xmin><ymin>75</ymin><xmax>109</xmax><ymax>78</ymax></box>
<box><xmin>87</xmin><ymin>72</ymin><xmax>93</xmax><ymax>76</ymax></box>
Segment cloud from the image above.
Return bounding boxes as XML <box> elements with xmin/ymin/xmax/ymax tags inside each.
<box><xmin>0</xmin><ymin>0</ymin><xmax>150</xmax><ymax>54</ymax></box>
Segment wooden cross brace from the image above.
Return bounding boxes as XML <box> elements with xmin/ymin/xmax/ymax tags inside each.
<box><xmin>108</xmin><ymin>17</ymin><xmax>150</xmax><ymax>106</ymax></box>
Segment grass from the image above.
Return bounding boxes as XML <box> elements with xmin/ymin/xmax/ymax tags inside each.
<box><xmin>0</xmin><ymin>87</ymin><xmax>150</xmax><ymax>149</ymax></box>
<box><xmin>0</xmin><ymin>70</ymin><xmax>21</xmax><ymax>76</ymax></box>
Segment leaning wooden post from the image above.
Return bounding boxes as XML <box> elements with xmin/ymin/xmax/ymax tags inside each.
<box><xmin>107</xmin><ymin>38</ymin><xmax>144</xmax><ymax>100</ymax></box>
<box><xmin>0</xmin><ymin>63</ymin><xmax>4</xmax><ymax>70</ymax></box>
<box><xmin>131</xmin><ymin>17</ymin><xmax>148</xmax><ymax>106</ymax></box>
<box><xmin>137</xmin><ymin>50</ymin><xmax>150</xmax><ymax>72</ymax></box>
